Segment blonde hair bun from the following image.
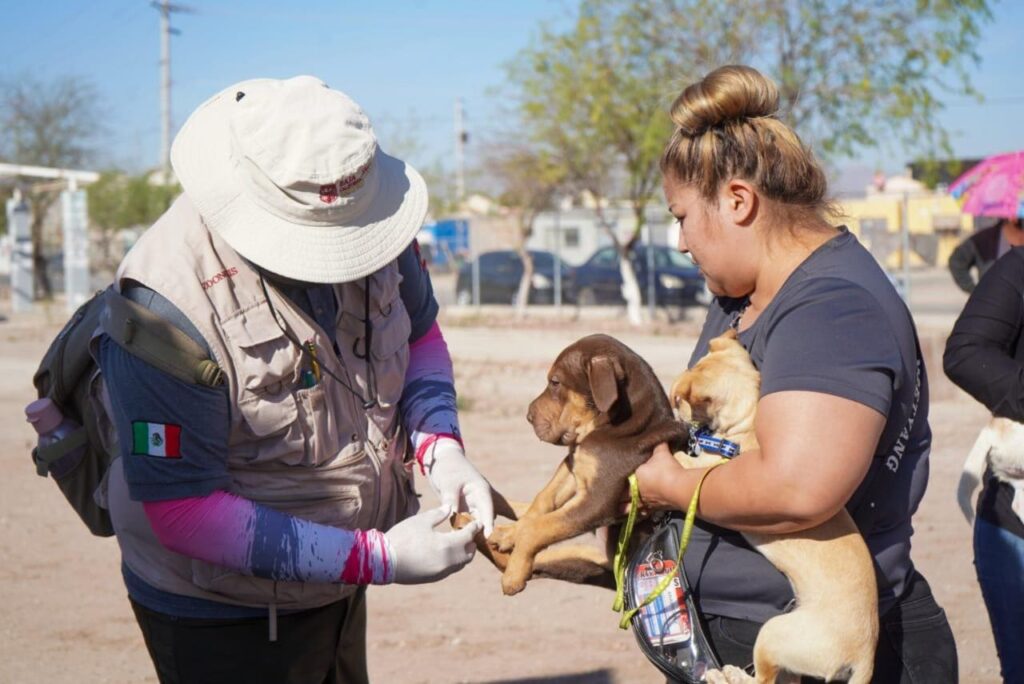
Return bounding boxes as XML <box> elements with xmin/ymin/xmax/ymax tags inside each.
<box><xmin>670</xmin><ymin>65</ymin><xmax>779</xmax><ymax>136</ymax></box>
<box><xmin>661</xmin><ymin>64</ymin><xmax>831</xmax><ymax>212</ymax></box>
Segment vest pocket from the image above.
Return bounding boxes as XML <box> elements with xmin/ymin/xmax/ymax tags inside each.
<box><xmin>369</xmin><ymin>306</ymin><xmax>411</xmax><ymax>410</ymax></box>
<box><xmin>236</xmin><ymin>385</ymin><xmax>306</xmax><ymax>464</ymax></box>
<box><xmin>221</xmin><ymin>304</ymin><xmax>300</xmax><ymax>388</ymax></box>
<box><xmin>223</xmin><ymin>305</ymin><xmax>309</xmax><ymax>464</ymax></box>
<box><xmin>294</xmin><ymin>384</ymin><xmax>363</xmax><ymax>467</ymax></box>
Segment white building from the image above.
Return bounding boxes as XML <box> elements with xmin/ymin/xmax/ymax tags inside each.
<box><xmin>527</xmin><ymin>204</ymin><xmax>679</xmax><ymax>266</ymax></box>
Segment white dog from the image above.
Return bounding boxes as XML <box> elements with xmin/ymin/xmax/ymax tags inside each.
<box><xmin>957</xmin><ymin>417</ymin><xmax>1024</xmax><ymax>524</ymax></box>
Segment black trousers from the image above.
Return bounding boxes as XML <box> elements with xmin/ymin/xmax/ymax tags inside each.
<box><xmin>130</xmin><ymin>589</ymin><xmax>368</xmax><ymax>684</ymax></box>
<box><xmin>701</xmin><ymin>571</ymin><xmax>958</xmax><ymax>683</ymax></box>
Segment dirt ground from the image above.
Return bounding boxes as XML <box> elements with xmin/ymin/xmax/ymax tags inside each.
<box><xmin>0</xmin><ymin>268</ymin><xmax>1003</xmax><ymax>683</ymax></box>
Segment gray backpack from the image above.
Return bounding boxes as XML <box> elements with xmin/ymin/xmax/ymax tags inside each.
<box><xmin>31</xmin><ymin>287</ymin><xmax>223</xmax><ymax>536</ymax></box>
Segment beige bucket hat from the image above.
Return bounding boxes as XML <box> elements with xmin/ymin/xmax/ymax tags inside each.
<box><xmin>170</xmin><ymin>75</ymin><xmax>428</xmax><ymax>283</ymax></box>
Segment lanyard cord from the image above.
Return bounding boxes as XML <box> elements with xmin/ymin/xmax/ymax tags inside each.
<box><xmin>352</xmin><ymin>276</ymin><xmax>379</xmax><ymax>408</ymax></box>
<box><xmin>257</xmin><ymin>271</ymin><xmax>378</xmax><ymax>411</ymax></box>
<box><xmin>613</xmin><ymin>459</ymin><xmax>728</xmax><ymax>629</ymax></box>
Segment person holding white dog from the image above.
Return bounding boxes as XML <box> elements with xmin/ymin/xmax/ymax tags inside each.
<box><xmin>945</xmin><ymin>246</ymin><xmax>1024</xmax><ymax>684</ymax></box>
<box><xmin>97</xmin><ymin>76</ymin><xmax>494</xmax><ymax>683</ymax></box>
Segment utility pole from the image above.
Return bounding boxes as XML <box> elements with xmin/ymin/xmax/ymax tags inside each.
<box><xmin>152</xmin><ymin>1</ymin><xmax>194</xmax><ymax>184</ymax></box>
<box><xmin>454</xmin><ymin>98</ymin><xmax>466</xmax><ymax>206</ymax></box>
<box><xmin>454</xmin><ymin>98</ymin><xmax>476</xmax><ymax>303</ymax></box>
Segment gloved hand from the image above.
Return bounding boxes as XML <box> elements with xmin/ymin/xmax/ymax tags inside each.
<box><xmin>423</xmin><ymin>439</ymin><xmax>495</xmax><ymax>537</ymax></box>
<box><xmin>384</xmin><ymin>506</ymin><xmax>481</xmax><ymax>585</ymax></box>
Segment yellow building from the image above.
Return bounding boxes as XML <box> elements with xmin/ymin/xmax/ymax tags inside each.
<box><xmin>833</xmin><ymin>176</ymin><xmax>973</xmax><ymax>269</ymax></box>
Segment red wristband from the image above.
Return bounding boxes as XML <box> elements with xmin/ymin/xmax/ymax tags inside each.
<box><xmin>414</xmin><ymin>433</ymin><xmax>464</xmax><ymax>476</ymax></box>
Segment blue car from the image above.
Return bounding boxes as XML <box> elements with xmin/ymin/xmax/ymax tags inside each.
<box><xmin>455</xmin><ymin>249</ymin><xmax>574</xmax><ymax>305</ymax></box>
<box><xmin>573</xmin><ymin>244</ymin><xmax>708</xmax><ymax>306</ymax></box>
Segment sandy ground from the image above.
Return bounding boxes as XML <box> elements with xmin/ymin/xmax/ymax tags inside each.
<box><xmin>0</xmin><ymin>268</ymin><xmax>1003</xmax><ymax>683</ymax></box>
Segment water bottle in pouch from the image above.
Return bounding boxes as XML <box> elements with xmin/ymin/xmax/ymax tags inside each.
<box><xmin>26</xmin><ymin>397</ymin><xmax>87</xmax><ymax>479</ymax></box>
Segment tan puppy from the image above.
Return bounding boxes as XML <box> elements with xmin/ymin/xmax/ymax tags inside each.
<box><xmin>671</xmin><ymin>329</ymin><xmax>878</xmax><ymax>684</ymax></box>
<box><xmin>957</xmin><ymin>416</ymin><xmax>1024</xmax><ymax>524</ymax></box>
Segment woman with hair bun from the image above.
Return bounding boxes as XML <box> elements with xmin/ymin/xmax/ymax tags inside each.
<box><xmin>633</xmin><ymin>65</ymin><xmax>957</xmax><ymax>682</ymax></box>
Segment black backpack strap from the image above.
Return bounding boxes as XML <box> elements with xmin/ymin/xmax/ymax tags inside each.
<box><xmin>101</xmin><ymin>288</ymin><xmax>225</xmax><ymax>388</ymax></box>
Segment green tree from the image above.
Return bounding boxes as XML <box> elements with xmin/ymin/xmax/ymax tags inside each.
<box><xmin>507</xmin><ymin>0</ymin><xmax>991</xmax><ymax>322</ymax></box>
<box><xmin>88</xmin><ymin>171</ymin><xmax>180</xmax><ymax>269</ymax></box>
<box><xmin>0</xmin><ymin>74</ymin><xmax>103</xmax><ymax>299</ymax></box>
<box><xmin>375</xmin><ymin>112</ymin><xmax>462</xmax><ymax>219</ymax></box>
<box><xmin>0</xmin><ymin>186</ymin><xmax>12</xmax><ymax>236</ymax></box>
<box><xmin>725</xmin><ymin>0</ymin><xmax>990</xmax><ymax>158</ymax></box>
<box><xmin>507</xmin><ymin>0</ymin><xmax>711</xmax><ymax>323</ymax></box>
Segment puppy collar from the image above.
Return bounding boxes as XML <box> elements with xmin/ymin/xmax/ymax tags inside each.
<box><xmin>690</xmin><ymin>425</ymin><xmax>740</xmax><ymax>459</ymax></box>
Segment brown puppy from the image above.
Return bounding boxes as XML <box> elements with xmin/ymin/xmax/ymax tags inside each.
<box><xmin>487</xmin><ymin>333</ymin><xmax>689</xmax><ymax>596</ymax></box>
<box><xmin>671</xmin><ymin>330</ymin><xmax>879</xmax><ymax>684</ymax></box>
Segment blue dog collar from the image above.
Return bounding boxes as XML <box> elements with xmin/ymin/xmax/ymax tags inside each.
<box><xmin>690</xmin><ymin>425</ymin><xmax>740</xmax><ymax>459</ymax></box>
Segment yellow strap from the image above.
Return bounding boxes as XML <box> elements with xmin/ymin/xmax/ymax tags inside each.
<box><xmin>613</xmin><ymin>459</ymin><xmax>728</xmax><ymax>630</ymax></box>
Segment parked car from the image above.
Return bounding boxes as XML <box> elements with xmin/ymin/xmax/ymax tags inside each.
<box><xmin>455</xmin><ymin>249</ymin><xmax>574</xmax><ymax>305</ymax></box>
<box><xmin>573</xmin><ymin>244</ymin><xmax>709</xmax><ymax>306</ymax></box>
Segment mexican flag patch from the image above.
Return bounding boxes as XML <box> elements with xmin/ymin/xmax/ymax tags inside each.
<box><xmin>132</xmin><ymin>422</ymin><xmax>182</xmax><ymax>458</ymax></box>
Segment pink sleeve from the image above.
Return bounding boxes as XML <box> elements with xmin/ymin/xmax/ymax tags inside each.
<box><xmin>402</xmin><ymin>322</ymin><xmax>464</xmax><ymax>472</ymax></box>
<box><xmin>143</xmin><ymin>490</ymin><xmax>391</xmax><ymax>584</ymax></box>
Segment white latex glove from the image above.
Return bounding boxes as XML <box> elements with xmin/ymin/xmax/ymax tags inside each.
<box><xmin>423</xmin><ymin>439</ymin><xmax>495</xmax><ymax>537</ymax></box>
<box><xmin>384</xmin><ymin>506</ymin><xmax>481</xmax><ymax>585</ymax></box>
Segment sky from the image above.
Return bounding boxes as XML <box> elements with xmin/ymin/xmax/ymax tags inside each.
<box><xmin>2</xmin><ymin>0</ymin><xmax>1022</xmax><ymax>195</ymax></box>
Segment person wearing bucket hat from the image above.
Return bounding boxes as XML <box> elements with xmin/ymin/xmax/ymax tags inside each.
<box><xmin>94</xmin><ymin>76</ymin><xmax>494</xmax><ymax>683</ymax></box>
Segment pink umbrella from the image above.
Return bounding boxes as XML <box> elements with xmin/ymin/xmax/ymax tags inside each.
<box><xmin>949</xmin><ymin>150</ymin><xmax>1024</xmax><ymax>219</ymax></box>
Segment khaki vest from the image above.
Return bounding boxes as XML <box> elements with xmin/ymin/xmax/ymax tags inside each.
<box><xmin>103</xmin><ymin>195</ymin><xmax>418</xmax><ymax>610</ymax></box>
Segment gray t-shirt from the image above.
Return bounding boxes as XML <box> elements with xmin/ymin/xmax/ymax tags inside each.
<box><xmin>683</xmin><ymin>229</ymin><xmax>930</xmax><ymax>622</ymax></box>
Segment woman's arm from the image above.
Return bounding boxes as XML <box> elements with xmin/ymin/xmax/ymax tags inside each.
<box><xmin>635</xmin><ymin>390</ymin><xmax>884</xmax><ymax>534</ymax></box>
<box><xmin>944</xmin><ymin>249</ymin><xmax>1024</xmax><ymax>420</ymax></box>
<box><xmin>948</xmin><ymin>237</ymin><xmax>980</xmax><ymax>294</ymax></box>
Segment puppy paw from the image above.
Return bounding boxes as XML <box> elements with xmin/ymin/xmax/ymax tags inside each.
<box><xmin>500</xmin><ymin>571</ymin><xmax>527</xmax><ymax>596</ymax></box>
<box><xmin>489</xmin><ymin>523</ymin><xmax>518</xmax><ymax>553</ymax></box>
<box><xmin>704</xmin><ymin>670</ymin><xmax>730</xmax><ymax>684</ymax></box>
<box><xmin>720</xmin><ymin>665</ymin><xmax>756</xmax><ymax>683</ymax></box>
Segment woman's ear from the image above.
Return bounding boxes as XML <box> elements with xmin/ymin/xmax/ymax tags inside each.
<box><xmin>720</xmin><ymin>179</ymin><xmax>757</xmax><ymax>226</ymax></box>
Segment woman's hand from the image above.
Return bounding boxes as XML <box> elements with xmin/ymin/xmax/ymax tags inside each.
<box><xmin>630</xmin><ymin>443</ymin><xmax>690</xmax><ymax>513</ymax></box>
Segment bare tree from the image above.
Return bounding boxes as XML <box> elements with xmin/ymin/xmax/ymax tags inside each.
<box><xmin>484</xmin><ymin>142</ymin><xmax>566</xmax><ymax>317</ymax></box>
<box><xmin>0</xmin><ymin>74</ymin><xmax>103</xmax><ymax>299</ymax></box>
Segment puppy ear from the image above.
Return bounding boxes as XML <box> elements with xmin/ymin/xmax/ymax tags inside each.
<box><xmin>708</xmin><ymin>330</ymin><xmax>738</xmax><ymax>353</ymax></box>
<box><xmin>588</xmin><ymin>355</ymin><xmax>623</xmax><ymax>413</ymax></box>
<box><xmin>670</xmin><ymin>373</ymin><xmax>692</xmax><ymax>409</ymax></box>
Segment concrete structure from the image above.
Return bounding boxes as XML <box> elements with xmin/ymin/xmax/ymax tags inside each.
<box><xmin>528</xmin><ymin>204</ymin><xmax>676</xmax><ymax>266</ymax></box>
<box><xmin>836</xmin><ymin>171</ymin><xmax>974</xmax><ymax>269</ymax></box>
<box><xmin>0</xmin><ymin>163</ymin><xmax>100</xmax><ymax>313</ymax></box>
<box><xmin>461</xmin><ymin>168</ymin><xmax>977</xmax><ymax>275</ymax></box>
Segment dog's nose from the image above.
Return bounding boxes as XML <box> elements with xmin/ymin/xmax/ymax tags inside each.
<box><xmin>526</xmin><ymin>410</ymin><xmax>534</xmax><ymax>424</ymax></box>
